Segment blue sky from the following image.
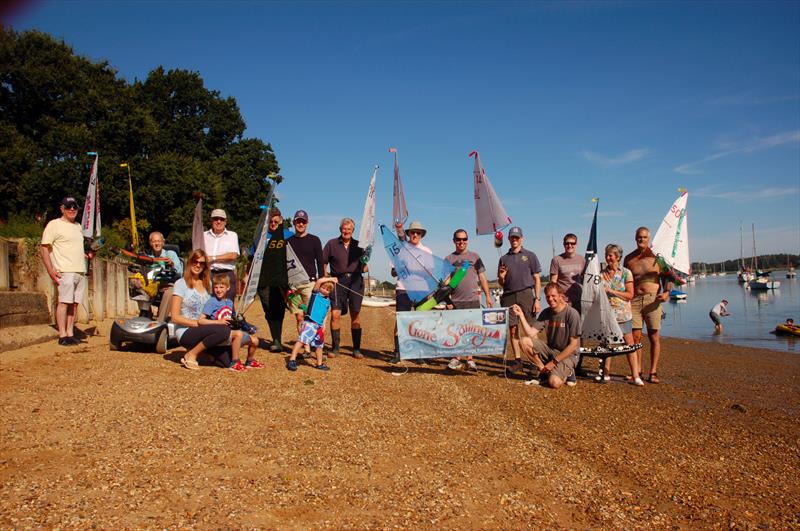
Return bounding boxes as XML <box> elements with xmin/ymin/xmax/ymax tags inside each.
<box><xmin>9</xmin><ymin>1</ymin><xmax>800</xmax><ymax>280</ymax></box>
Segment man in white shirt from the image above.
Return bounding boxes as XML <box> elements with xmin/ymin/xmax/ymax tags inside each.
<box><xmin>204</xmin><ymin>208</ymin><xmax>240</xmax><ymax>300</ymax></box>
<box><xmin>40</xmin><ymin>196</ymin><xmax>95</xmax><ymax>346</ymax></box>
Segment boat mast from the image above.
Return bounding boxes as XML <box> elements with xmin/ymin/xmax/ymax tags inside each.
<box><xmin>752</xmin><ymin>223</ymin><xmax>758</xmax><ymax>272</ymax></box>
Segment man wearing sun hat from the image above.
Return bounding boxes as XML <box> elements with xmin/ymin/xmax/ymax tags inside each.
<box><xmin>40</xmin><ymin>196</ymin><xmax>95</xmax><ymax>346</ymax></box>
<box><xmin>204</xmin><ymin>208</ymin><xmax>240</xmax><ymax>300</ymax></box>
<box><xmin>497</xmin><ymin>226</ymin><xmax>542</xmax><ymax>373</ymax></box>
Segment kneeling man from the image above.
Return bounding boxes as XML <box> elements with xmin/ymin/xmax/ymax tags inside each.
<box><xmin>512</xmin><ymin>283</ymin><xmax>581</xmax><ymax>389</ymax></box>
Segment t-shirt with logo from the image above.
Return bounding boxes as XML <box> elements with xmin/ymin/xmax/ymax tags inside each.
<box><xmin>533</xmin><ymin>305</ymin><xmax>581</xmax><ymax>358</ymax></box>
<box><xmin>305</xmin><ymin>289</ymin><xmax>331</xmax><ymax>325</ymax></box>
<box><xmin>497</xmin><ymin>248</ymin><xmax>541</xmax><ymax>293</ymax></box>
<box><xmin>549</xmin><ymin>253</ymin><xmax>586</xmax><ymax>305</ymax></box>
<box><xmin>202</xmin><ymin>297</ymin><xmax>235</xmax><ymax>322</ymax></box>
<box><xmin>445</xmin><ymin>250</ymin><xmax>486</xmax><ymax>303</ymax></box>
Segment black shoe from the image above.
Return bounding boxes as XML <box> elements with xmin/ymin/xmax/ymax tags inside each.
<box><xmin>58</xmin><ymin>337</ymin><xmax>77</xmax><ymax>346</ymax></box>
<box><xmin>413</xmin><ymin>358</ymin><xmax>427</xmax><ymax>365</ymax></box>
<box><xmin>269</xmin><ymin>341</ymin><xmax>283</xmax><ymax>353</ymax></box>
<box><xmin>389</xmin><ymin>353</ymin><xmax>401</xmax><ymax>364</ymax></box>
<box><xmin>507</xmin><ymin>360</ymin><xmax>523</xmax><ymax>373</ymax></box>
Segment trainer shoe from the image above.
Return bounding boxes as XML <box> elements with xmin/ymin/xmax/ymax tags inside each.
<box><xmin>630</xmin><ymin>377</ymin><xmax>645</xmax><ymax>386</ymax></box>
<box><xmin>566</xmin><ymin>373</ymin><xmax>577</xmax><ymax>387</ymax></box>
<box><xmin>286</xmin><ymin>360</ymin><xmax>298</xmax><ymax>371</ymax></box>
<box><xmin>466</xmin><ymin>360</ymin><xmax>479</xmax><ymax>372</ymax></box>
<box><xmin>353</xmin><ymin>349</ymin><xmax>364</xmax><ymax>359</ymax></box>
<box><xmin>245</xmin><ymin>359</ymin><xmax>265</xmax><ymax>369</ymax></box>
<box><xmin>448</xmin><ymin>358</ymin><xmax>463</xmax><ymax>370</ymax></box>
<box><xmin>229</xmin><ymin>360</ymin><xmax>247</xmax><ymax>372</ymax></box>
<box><xmin>314</xmin><ymin>363</ymin><xmax>330</xmax><ymax>371</ymax></box>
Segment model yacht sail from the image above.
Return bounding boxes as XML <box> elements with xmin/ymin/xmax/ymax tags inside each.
<box><xmin>81</xmin><ymin>151</ymin><xmax>103</xmax><ymax>250</ymax></box>
<box><xmin>470</xmin><ymin>150</ymin><xmax>511</xmax><ymax>245</ymax></box>
<box><xmin>651</xmin><ymin>189</ymin><xmax>690</xmax><ymax>283</ymax></box>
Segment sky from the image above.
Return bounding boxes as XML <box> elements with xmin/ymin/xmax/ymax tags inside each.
<box><xmin>8</xmin><ymin>0</ymin><xmax>800</xmax><ymax>281</ymax></box>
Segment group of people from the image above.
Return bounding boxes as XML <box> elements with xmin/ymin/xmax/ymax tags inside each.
<box><xmin>41</xmin><ymin>195</ymin><xmax>677</xmax><ymax>386</ymax></box>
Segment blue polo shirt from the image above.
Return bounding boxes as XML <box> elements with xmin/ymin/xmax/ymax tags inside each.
<box><xmin>498</xmin><ymin>248</ymin><xmax>541</xmax><ymax>293</ymax></box>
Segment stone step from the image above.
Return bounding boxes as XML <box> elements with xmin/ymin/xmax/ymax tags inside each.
<box><xmin>0</xmin><ymin>291</ymin><xmax>52</xmax><ymax>328</ymax></box>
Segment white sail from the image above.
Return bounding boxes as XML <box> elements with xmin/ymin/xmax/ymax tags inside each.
<box><xmin>651</xmin><ymin>190</ymin><xmax>690</xmax><ymax>275</ymax></box>
<box><xmin>81</xmin><ymin>153</ymin><xmax>101</xmax><ymax>239</ymax></box>
<box><xmin>358</xmin><ymin>165</ymin><xmax>378</xmax><ymax>251</ymax></box>
<box><xmin>286</xmin><ymin>241</ymin><xmax>310</xmax><ymax>286</ymax></box>
<box><xmin>239</xmin><ymin>179</ymin><xmax>277</xmax><ymax>312</ymax></box>
<box><xmin>470</xmin><ymin>150</ymin><xmax>511</xmax><ymax>235</ymax></box>
<box><xmin>580</xmin><ymin>252</ymin><xmax>626</xmax><ymax>345</ymax></box>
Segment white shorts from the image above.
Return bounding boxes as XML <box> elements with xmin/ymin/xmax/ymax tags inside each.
<box><xmin>58</xmin><ymin>272</ymin><xmax>86</xmax><ymax>304</ymax></box>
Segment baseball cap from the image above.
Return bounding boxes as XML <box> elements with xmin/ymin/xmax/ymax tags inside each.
<box><xmin>61</xmin><ymin>196</ymin><xmax>79</xmax><ymax>209</ymax></box>
<box><xmin>210</xmin><ymin>209</ymin><xmax>227</xmax><ymax>219</ymax></box>
<box><xmin>508</xmin><ymin>226</ymin><xmax>523</xmax><ymax>238</ymax></box>
<box><xmin>293</xmin><ymin>210</ymin><xmax>309</xmax><ymax>222</ymax></box>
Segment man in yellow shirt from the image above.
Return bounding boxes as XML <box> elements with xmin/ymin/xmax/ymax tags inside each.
<box><xmin>40</xmin><ymin>197</ymin><xmax>94</xmax><ymax>346</ymax></box>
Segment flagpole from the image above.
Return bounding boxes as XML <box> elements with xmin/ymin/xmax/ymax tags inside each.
<box><xmin>120</xmin><ymin>163</ymin><xmax>139</xmax><ymax>251</ymax></box>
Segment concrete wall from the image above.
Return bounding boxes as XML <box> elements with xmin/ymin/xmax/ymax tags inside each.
<box><xmin>0</xmin><ymin>237</ymin><xmax>137</xmax><ymax>324</ymax></box>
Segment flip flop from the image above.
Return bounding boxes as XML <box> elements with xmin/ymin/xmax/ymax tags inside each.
<box><xmin>181</xmin><ymin>357</ymin><xmax>200</xmax><ymax>370</ymax></box>
<box><xmin>648</xmin><ymin>372</ymin><xmax>659</xmax><ymax>384</ymax></box>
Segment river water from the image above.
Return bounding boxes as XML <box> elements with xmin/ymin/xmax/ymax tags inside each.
<box><xmin>661</xmin><ymin>272</ymin><xmax>800</xmax><ymax>353</ymax></box>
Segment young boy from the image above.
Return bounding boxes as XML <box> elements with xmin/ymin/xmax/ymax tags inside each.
<box><xmin>287</xmin><ymin>276</ymin><xmax>337</xmax><ymax>372</ymax></box>
<box><xmin>200</xmin><ymin>274</ymin><xmax>263</xmax><ymax>372</ymax></box>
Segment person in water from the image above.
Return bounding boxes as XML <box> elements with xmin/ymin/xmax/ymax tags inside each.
<box><xmin>623</xmin><ymin>227</ymin><xmax>672</xmax><ymax>384</ymax></box>
<box><xmin>709</xmin><ymin>299</ymin><xmax>730</xmax><ymax>334</ymax></box>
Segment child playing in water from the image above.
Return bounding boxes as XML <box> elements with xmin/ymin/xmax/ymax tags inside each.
<box><xmin>200</xmin><ymin>274</ymin><xmax>262</xmax><ymax>372</ymax></box>
<box><xmin>287</xmin><ymin>276</ymin><xmax>337</xmax><ymax>372</ymax></box>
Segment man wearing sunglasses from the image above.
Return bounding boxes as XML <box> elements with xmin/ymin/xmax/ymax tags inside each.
<box><xmin>40</xmin><ymin>196</ymin><xmax>95</xmax><ymax>346</ymax></box>
<box><xmin>445</xmin><ymin>229</ymin><xmax>493</xmax><ymax>372</ymax></box>
<box><xmin>549</xmin><ymin>233</ymin><xmax>586</xmax><ymax>382</ymax></box>
<box><xmin>204</xmin><ymin>208</ymin><xmax>239</xmax><ymax>300</ymax></box>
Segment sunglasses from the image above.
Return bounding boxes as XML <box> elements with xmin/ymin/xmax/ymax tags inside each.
<box><xmin>408</xmin><ymin>230</ymin><xmax>423</xmax><ymax>236</ymax></box>
<box><xmin>191</xmin><ymin>259</ymin><xmax>207</xmax><ymax>266</ymax></box>
<box><xmin>64</xmin><ymin>205</ymin><xmax>79</xmax><ymax>210</ymax></box>
<box><xmin>211</xmin><ymin>217</ymin><xmax>225</xmax><ymax>222</ymax></box>
<box><xmin>564</xmin><ymin>241</ymin><xmax>577</xmax><ymax>246</ymax></box>
<box><xmin>454</xmin><ymin>238</ymin><xmax>468</xmax><ymax>242</ymax></box>
<box><xmin>509</xmin><ymin>236</ymin><xmax>521</xmax><ymax>240</ymax></box>
<box><xmin>294</xmin><ymin>219</ymin><xmax>307</xmax><ymax>225</ymax></box>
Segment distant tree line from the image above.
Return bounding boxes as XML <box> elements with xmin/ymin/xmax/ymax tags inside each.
<box><xmin>693</xmin><ymin>254</ymin><xmax>799</xmax><ymax>273</ymax></box>
<box><xmin>0</xmin><ymin>28</ymin><xmax>280</xmax><ymax>249</ymax></box>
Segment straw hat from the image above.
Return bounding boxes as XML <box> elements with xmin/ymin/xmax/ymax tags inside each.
<box><xmin>405</xmin><ymin>220</ymin><xmax>427</xmax><ymax>238</ymax></box>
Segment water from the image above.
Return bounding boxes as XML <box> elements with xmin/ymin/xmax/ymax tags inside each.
<box><xmin>661</xmin><ymin>272</ymin><xmax>800</xmax><ymax>352</ymax></box>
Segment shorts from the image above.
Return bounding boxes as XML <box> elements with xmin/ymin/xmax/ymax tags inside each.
<box><xmin>57</xmin><ymin>272</ymin><xmax>86</xmax><ymax>304</ymax></box>
<box><xmin>618</xmin><ymin>319</ymin><xmax>633</xmax><ymax>334</ymax></box>
<box><xmin>709</xmin><ymin>312</ymin><xmax>721</xmax><ymax>326</ymax></box>
<box><xmin>395</xmin><ymin>289</ymin><xmax>413</xmax><ymax>312</ymax></box>
<box><xmin>451</xmin><ymin>299</ymin><xmax>481</xmax><ymax>310</ymax></box>
<box><xmin>529</xmin><ymin>337</ymin><xmax>577</xmax><ymax>382</ymax></box>
<box><xmin>631</xmin><ymin>292</ymin><xmax>663</xmax><ymax>331</ymax></box>
<box><xmin>298</xmin><ymin>321</ymin><xmax>324</xmax><ymax>348</ymax></box>
<box><xmin>332</xmin><ymin>274</ymin><xmax>364</xmax><ymax>315</ymax></box>
<box><xmin>500</xmin><ymin>289</ymin><xmax>534</xmax><ymax>327</ymax></box>
<box><xmin>288</xmin><ymin>281</ymin><xmax>314</xmax><ymax>314</ymax></box>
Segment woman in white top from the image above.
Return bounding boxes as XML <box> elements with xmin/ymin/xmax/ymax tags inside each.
<box><xmin>601</xmin><ymin>244</ymin><xmax>643</xmax><ymax>386</ymax></box>
<box><xmin>170</xmin><ymin>249</ymin><xmax>230</xmax><ymax>370</ymax></box>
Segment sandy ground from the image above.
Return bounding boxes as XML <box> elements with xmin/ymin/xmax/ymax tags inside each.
<box><xmin>1</xmin><ymin>305</ymin><xmax>799</xmax><ymax>529</ymax></box>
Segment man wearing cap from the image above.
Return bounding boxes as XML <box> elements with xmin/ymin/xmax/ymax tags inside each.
<box><xmin>390</xmin><ymin>220</ymin><xmax>432</xmax><ymax>363</ymax></box>
<box><xmin>204</xmin><ymin>209</ymin><xmax>239</xmax><ymax>300</ymax></box>
<box><xmin>40</xmin><ymin>197</ymin><xmax>95</xmax><ymax>346</ymax></box>
<box><xmin>445</xmin><ymin>228</ymin><xmax>493</xmax><ymax>372</ymax></box>
<box><xmin>287</xmin><ymin>210</ymin><xmax>324</xmax><ymax>333</ymax></box>
<box><xmin>323</xmin><ymin>217</ymin><xmax>367</xmax><ymax>358</ymax></box>
<box><xmin>498</xmin><ymin>226</ymin><xmax>542</xmax><ymax>373</ymax></box>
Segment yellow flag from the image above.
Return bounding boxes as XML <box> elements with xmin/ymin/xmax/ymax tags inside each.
<box><xmin>120</xmin><ymin>163</ymin><xmax>138</xmax><ymax>250</ymax></box>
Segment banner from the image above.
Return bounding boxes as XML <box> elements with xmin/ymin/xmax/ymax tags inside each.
<box><xmin>396</xmin><ymin>308</ymin><xmax>508</xmax><ymax>360</ymax></box>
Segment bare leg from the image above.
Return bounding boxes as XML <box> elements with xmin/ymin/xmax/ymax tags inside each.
<box><xmin>295</xmin><ymin>312</ymin><xmax>304</xmax><ymax>334</ymax></box>
<box><xmin>184</xmin><ymin>343</ymin><xmax>206</xmax><ymax>364</ymax></box>
<box><xmin>289</xmin><ymin>341</ymin><xmax>303</xmax><ymax>362</ymax></box>
<box><xmin>246</xmin><ymin>338</ymin><xmax>258</xmax><ymax>362</ymax></box>
<box><xmin>510</xmin><ymin>325</ymin><xmax>521</xmax><ymax>361</ymax></box>
<box><xmin>623</xmin><ymin>332</ymin><xmax>640</xmax><ymax>379</ymax></box>
<box><xmin>648</xmin><ymin>329</ymin><xmax>661</xmax><ymax>378</ymax></box>
<box><xmin>56</xmin><ymin>302</ymin><xmax>68</xmax><ymax>338</ymax></box>
<box><xmin>66</xmin><ymin>303</ymin><xmax>77</xmax><ymax>337</ymax></box>
<box><xmin>230</xmin><ymin>330</ymin><xmax>243</xmax><ymax>362</ymax></box>
<box><xmin>632</xmin><ymin>328</ymin><xmax>643</xmax><ymax>375</ymax></box>
<box><xmin>315</xmin><ymin>346</ymin><xmax>324</xmax><ymax>367</ymax></box>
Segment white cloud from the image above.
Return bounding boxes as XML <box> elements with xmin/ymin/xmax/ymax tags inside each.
<box><xmin>674</xmin><ymin>130</ymin><xmax>800</xmax><ymax>175</ymax></box>
<box><xmin>693</xmin><ymin>184</ymin><xmax>800</xmax><ymax>202</ymax></box>
<box><xmin>582</xmin><ymin>148</ymin><xmax>651</xmax><ymax>167</ymax></box>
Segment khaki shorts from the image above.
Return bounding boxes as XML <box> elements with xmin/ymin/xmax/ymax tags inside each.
<box><xmin>501</xmin><ymin>289</ymin><xmax>534</xmax><ymax>327</ymax></box>
<box><xmin>529</xmin><ymin>337</ymin><xmax>577</xmax><ymax>382</ymax></box>
<box><xmin>288</xmin><ymin>281</ymin><xmax>315</xmax><ymax>314</ymax></box>
<box><xmin>631</xmin><ymin>292</ymin><xmax>663</xmax><ymax>331</ymax></box>
<box><xmin>58</xmin><ymin>272</ymin><xmax>86</xmax><ymax>304</ymax></box>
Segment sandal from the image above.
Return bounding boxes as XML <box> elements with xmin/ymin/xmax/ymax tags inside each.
<box><xmin>648</xmin><ymin>372</ymin><xmax>659</xmax><ymax>384</ymax></box>
<box><xmin>181</xmin><ymin>357</ymin><xmax>200</xmax><ymax>370</ymax></box>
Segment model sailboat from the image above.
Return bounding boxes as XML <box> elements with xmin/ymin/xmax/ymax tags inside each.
<box><xmin>579</xmin><ymin>199</ymin><xmax>640</xmax><ymax>370</ymax></box>
<box><xmin>389</xmin><ymin>148</ymin><xmax>408</xmax><ymax>232</ymax></box>
<box><xmin>81</xmin><ymin>151</ymin><xmax>103</xmax><ymax>250</ymax></box>
<box><xmin>651</xmin><ymin>189</ymin><xmax>690</xmax><ymax>283</ymax></box>
<box><xmin>191</xmin><ymin>196</ymin><xmax>204</xmax><ymax>252</ymax></box>
<box><xmin>239</xmin><ymin>176</ymin><xmax>278</xmax><ymax>313</ymax></box>
<box><xmin>470</xmin><ymin>150</ymin><xmax>511</xmax><ymax>248</ymax></box>
<box><xmin>358</xmin><ymin>165</ymin><xmax>378</xmax><ymax>261</ymax></box>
